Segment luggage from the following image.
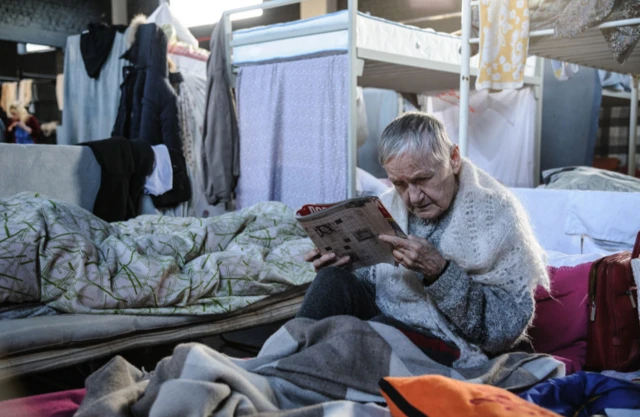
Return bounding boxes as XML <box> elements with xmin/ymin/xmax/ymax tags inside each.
<box><xmin>586</xmin><ymin>232</ymin><xmax>640</xmax><ymax>371</ymax></box>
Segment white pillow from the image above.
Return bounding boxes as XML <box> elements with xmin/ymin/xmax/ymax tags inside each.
<box><xmin>546</xmin><ymin>250</ymin><xmax>607</xmax><ymax>268</ymax></box>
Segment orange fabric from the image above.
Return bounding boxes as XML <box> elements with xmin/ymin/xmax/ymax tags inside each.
<box><xmin>380</xmin><ymin>375</ymin><xmax>561</xmax><ymax>417</ymax></box>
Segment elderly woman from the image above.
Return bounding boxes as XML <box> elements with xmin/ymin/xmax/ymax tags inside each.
<box><xmin>298</xmin><ymin>112</ymin><xmax>548</xmax><ymax>367</ymax></box>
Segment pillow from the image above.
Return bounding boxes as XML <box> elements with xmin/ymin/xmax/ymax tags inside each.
<box><xmin>530</xmin><ymin>262</ymin><xmax>592</xmax><ymax>372</ymax></box>
<box><xmin>546</xmin><ymin>250</ymin><xmax>606</xmax><ymax>268</ymax></box>
<box><xmin>379</xmin><ymin>375</ymin><xmax>560</xmax><ymax>417</ymax></box>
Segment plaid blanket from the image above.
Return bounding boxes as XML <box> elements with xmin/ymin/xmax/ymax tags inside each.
<box><xmin>0</xmin><ymin>193</ymin><xmax>314</xmax><ymax>314</ymax></box>
<box><xmin>596</xmin><ymin>105</ymin><xmax>640</xmax><ymax>168</ymax></box>
<box><xmin>75</xmin><ymin>316</ymin><xmax>565</xmax><ymax>417</ymax></box>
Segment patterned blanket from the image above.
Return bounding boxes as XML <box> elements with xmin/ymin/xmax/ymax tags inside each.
<box><xmin>0</xmin><ymin>193</ymin><xmax>314</xmax><ymax>314</ymax></box>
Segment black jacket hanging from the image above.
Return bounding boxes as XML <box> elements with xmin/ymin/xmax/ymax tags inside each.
<box><xmin>112</xmin><ymin>23</ymin><xmax>182</xmax><ymax>152</ymax></box>
<box><xmin>82</xmin><ymin>137</ymin><xmax>155</xmax><ymax>222</ymax></box>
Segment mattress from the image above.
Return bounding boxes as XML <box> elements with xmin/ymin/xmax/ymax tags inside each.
<box><xmin>233</xmin><ymin>11</ymin><xmax>461</xmax><ymax>65</ymax></box>
<box><xmin>232</xmin><ymin>10</ymin><xmax>537</xmax><ymax>76</ymax></box>
<box><xmin>0</xmin><ymin>285</ymin><xmax>307</xmax><ymax>381</ymax></box>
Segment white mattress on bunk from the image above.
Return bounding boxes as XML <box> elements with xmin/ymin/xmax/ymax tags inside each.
<box><xmin>233</xmin><ymin>11</ymin><xmax>462</xmax><ymax>66</ymax></box>
<box><xmin>233</xmin><ymin>11</ymin><xmax>537</xmax><ymax>76</ymax></box>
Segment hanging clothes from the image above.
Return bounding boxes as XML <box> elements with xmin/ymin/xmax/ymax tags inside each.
<box><xmin>61</xmin><ymin>29</ymin><xmax>129</xmax><ymax>145</ymax></box>
<box><xmin>551</xmin><ymin>60</ymin><xmax>580</xmax><ymax>81</ymax></box>
<box><xmin>55</xmin><ymin>74</ymin><xmax>64</xmax><ymax>111</ymax></box>
<box><xmin>424</xmin><ymin>87</ymin><xmax>536</xmax><ymax>188</ymax></box>
<box><xmin>176</xmin><ymin>70</ymin><xmax>225</xmax><ymax>217</ymax></box>
<box><xmin>358</xmin><ymin>88</ymin><xmax>400</xmax><ymax>178</ymax></box>
<box><xmin>147</xmin><ymin>3</ymin><xmax>199</xmax><ymax>47</ymax></box>
<box><xmin>144</xmin><ymin>144</ymin><xmax>173</xmax><ymax>196</ymax></box>
<box><xmin>235</xmin><ymin>53</ymin><xmax>349</xmax><ymax>209</ymax></box>
<box><xmin>201</xmin><ymin>20</ymin><xmax>239</xmax><ymax>206</ymax></box>
<box><xmin>112</xmin><ymin>23</ymin><xmax>182</xmax><ymax>152</ymax></box>
<box><xmin>1</xmin><ymin>82</ymin><xmax>18</xmax><ymax>115</ymax></box>
<box><xmin>18</xmin><ymin>79</ymin><xmax>33</xmax><ymax>107</ymax></box>
<box><xmin>541</xmin><ymin>61</ymin><xmax>602</xmax><ymax>171</ymax></box>
<box><xmin>81</xmin><ymin>137</ymin><xmax>155</xmax><ymax>222</ymax></box>
<box><xmin>80</xmin><ymin>23</ymin><xmax>126</xmax><ymax>79</ymax></box>
<box><xmin>31</xmin><ymin>80</ymin><xmax>60</xmax><ymax>123</ymax></box>
<box><xmin>476</xmin><ymin>0</ymin><xmax>530</xmax><ymax>90</ymax></box>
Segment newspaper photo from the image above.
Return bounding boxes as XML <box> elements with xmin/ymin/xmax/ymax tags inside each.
<box><xmin>296</xmin><ymin>196</ymin><xmax>407</xmax><ymax>270</ymax></box>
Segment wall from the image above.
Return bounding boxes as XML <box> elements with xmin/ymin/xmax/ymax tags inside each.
<box><xmin>0</xmin><ymin>0</ymin><xmax>112</xmax><ymax>48</ymax></box>
<box><xmin>0</xmin><ymin>40</ymin><xmax>61</xmax><ymax>80</ymax></box>
<box><xmin>127</xmin><ymin>0</ymin><xmax>161</xmax><ymax>21</ymax></box>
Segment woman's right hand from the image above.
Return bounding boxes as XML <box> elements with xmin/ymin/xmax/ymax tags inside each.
<box><xmin>304</xmin><ymin>248</ymin><xmax>351</xmax><ymax>272</ymax></box>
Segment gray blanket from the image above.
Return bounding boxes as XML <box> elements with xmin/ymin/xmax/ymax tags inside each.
<box><xmin>76</xmin><ymin>316</ymin><xmax>564</xmax><ymax>417</ymax></box>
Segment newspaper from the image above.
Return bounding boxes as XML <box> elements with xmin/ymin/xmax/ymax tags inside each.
<box><xmin>296</xmin><ymin>196</ymin><xmax>407</xmax><ymax>270</ymax></box>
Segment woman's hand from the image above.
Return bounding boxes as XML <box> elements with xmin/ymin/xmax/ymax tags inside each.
<box><xmin>7</xmin><ymin>121</ymin><xmax>17</xmax><ymax>131</ymax></box>
<box><xmin>304</xmin><ymin>248</ymin><xmax>351</xmax><ymax>272</ymax></box>
<box><xmin>378</xmin><ymin>234</ymin><xmax>447</xmax><ymax>279</ymax></box>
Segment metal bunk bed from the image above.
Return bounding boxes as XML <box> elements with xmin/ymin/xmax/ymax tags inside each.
<box><xmin>223</xmin><ymin>0</ymin><xmax>543</xmax><ymax>197</ymax></box>
<box><xmin>459</xmin><ymin>0</ymin><xmax>640</xmax><ymax>179</ymax></box>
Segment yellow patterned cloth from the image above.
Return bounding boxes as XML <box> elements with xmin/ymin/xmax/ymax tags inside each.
<box><xmin>476</xmin><ymin>0</ymin><xmax>530</xmax><ymax>90</ymax></box>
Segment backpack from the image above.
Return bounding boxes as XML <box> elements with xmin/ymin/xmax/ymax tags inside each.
<box><xmin>586</xmin><ymin>232</ymin><xmax>640</xmax><ymax>371</ymax></box>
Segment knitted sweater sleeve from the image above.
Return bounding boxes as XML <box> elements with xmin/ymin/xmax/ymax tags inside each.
<box><xmin>424</xmin><ymin>256</ymin><xmax>534</xmax><ymax>354</ymax></box>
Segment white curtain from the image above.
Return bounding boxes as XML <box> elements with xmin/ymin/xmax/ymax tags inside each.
<box><xmin>423</xmin><ymin>88</ymin><xmax>536</xmax><ymax>188</ymax></box>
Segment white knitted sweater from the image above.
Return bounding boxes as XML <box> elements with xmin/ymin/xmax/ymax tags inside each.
<box><xmin>373</xmin><ymin>159</ymin><xmax>548</xmax><ymax>367</ymax></box>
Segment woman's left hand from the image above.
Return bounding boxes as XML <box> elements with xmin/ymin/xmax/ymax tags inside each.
<box><xmin>378</xmin><ymin>234</ymin><xmax>447</xmax><ymax>279</ymax></box>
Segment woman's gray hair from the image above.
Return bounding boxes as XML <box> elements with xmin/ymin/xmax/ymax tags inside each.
<box><xmin>378</xmin><ymin>112</ymin><xmax>454</xmax><ymax>166</ymax></box>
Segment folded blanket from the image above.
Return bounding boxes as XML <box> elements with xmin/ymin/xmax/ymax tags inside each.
<box><xmin>75</xmin><ymin>316</ymin><xmax>565</xmax><ymax>417</ymax></box>
<box><xmin>0</xmin><ymin>192</ymin><xmax>314</xmax><ymax>314</ymax></box>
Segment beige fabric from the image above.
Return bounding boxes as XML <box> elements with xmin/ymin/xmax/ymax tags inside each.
<box><xmin>1</xmin><ymin>82</ymin><xmax>18</xmax><ymax>115</ymax></box>
<box><xmin>18</xmin><ymin>79</ymin><xmax>33</xmax><ymax>106</ymax></box>
<box><xmin>56</xmin><ymin>74</ymin><xmax>64</xmax><ymax>111</ymax></box>
<box><xmin>374</xmin><ymin>159</ymin><xmax>548</xmax><ymax>367</ymax></box>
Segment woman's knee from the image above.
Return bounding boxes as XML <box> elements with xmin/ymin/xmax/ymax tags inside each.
<box><xmin>311</xmin><ymin>266</ymin><xmax>356</xmax><ymax>291</ymax></box>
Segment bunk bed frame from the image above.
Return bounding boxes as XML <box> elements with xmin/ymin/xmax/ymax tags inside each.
<box><xmin>459</xmin><ymin>0</ymin><xmax>640</xmax><ymax>178</ymax></box>
<box><xmin>223</xmin><ymin>0</ymin><xmax>544</xmax><ymax>196</ymax></box>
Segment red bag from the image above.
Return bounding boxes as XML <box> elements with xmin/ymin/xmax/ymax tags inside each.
<box><xmin>586</xmin><ymin>232</ymin><xmax>640</xmax><ymax>371</ymax></box>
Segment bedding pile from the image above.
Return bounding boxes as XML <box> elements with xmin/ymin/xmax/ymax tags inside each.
<box><xmin>541</xmin><ymin>166</ymin><xmax>640</xmax><ymax>192</ymax></box>
<box><xmin>0</xmin><ymin>193</ymin><xmax>314</xmax><ymax>315</ymax></box>
<box><xmin>74</xmin><ymin>316</ymin><xmax>564</xmax><ymax>417</ymax></box>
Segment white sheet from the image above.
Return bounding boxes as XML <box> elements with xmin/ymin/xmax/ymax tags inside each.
<box><xmin>512</xmin><ymin>188</ymin><xmax>640</xmax><ymax>255</ymax></box>
<box><xmin>148</xmin><ymin>3</ymin><xmax>199</xmax><ymax>47</ymax></box>
<box><xmin>425</xmin><ymin>88</ymin><xmax>536</xmax><ymax>188</ymax></box>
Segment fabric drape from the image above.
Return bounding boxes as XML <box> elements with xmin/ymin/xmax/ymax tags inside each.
<box><xmin>424</xmin><ymin>87</ymin><xmax>536</xmax><ymax>188</ymax></box>
<box><xmin>235</xmin><ymin>53</ymin><xmax>349</xmax><ymax>209</ymax></box>
<box><xmin>60</xmin><ymin>30</ymin><xmax>128</xmax><ymax>145</ymax></box>
<box><xmin>201</xmin><ymin>21</ymin><xmax>239</xmax><ymax>206</ymax></box>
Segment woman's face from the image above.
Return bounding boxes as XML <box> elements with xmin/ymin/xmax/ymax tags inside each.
<box><xmin>10</xmin><ymin>110</ymin><xmax>19</xmax><ymax>121</ymax></box>
<box><xmin>384</xmin><ymin>146</ymin><xmax>461</xmax><ymax>221</ymax></box>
